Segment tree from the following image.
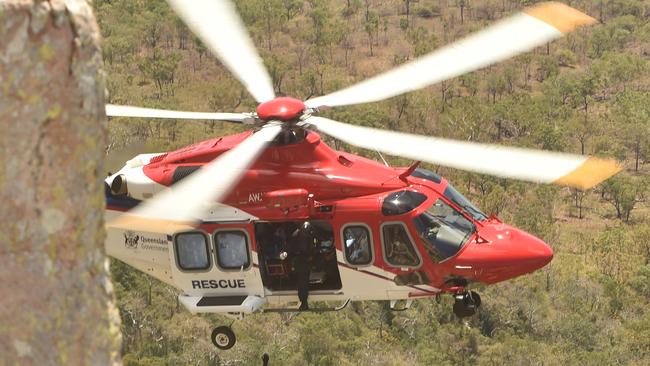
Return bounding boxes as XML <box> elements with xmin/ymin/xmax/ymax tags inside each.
<box><xmin>550</xmin><ymin>72</ymin><xmax>601</xmax><ymax>155</ymax></box>
<box><xmin>615</xmin><ymin>91</ymin><xmax>650</xmax><ymax>171</ymax></box>
<box><xmin>458</xmin><ymin>0</ymin><xmax>468</xmax><ymax>24</ymax></box>
<box><xmin>592</xmin><ymin>52</ymin><xmax>647</xmax><ymax>93</ymax></box>
<box><xmin>260</xmin><ymin>0</ymin><xmax>284</xmax><ymax>51</ymax></box>
<box><xmin>570</xmin><ymin>73</ymin><xmax>598</xmax><ymax>120</ymax></box>
<box><xmin>340</xmin><ymin>24</ymin><xmax>354</xmax><ymax>68</ymax></box>
<box><xmin>138</xmin><ymin>52</ymin><xmax>182</xmax><ymax>97</ymax></box>
<box><xmin>536</xmin><ymin>56</ymin><xmax>559</xmax><ymax>82</ymax></box>
<box><xmin>299</xmin><ymin>69</ymin><xmax>319</xmax><ymax>99</ymax></box>
<box><xmin>556</xmin><ymin>48</ymin><xmax>577</xmax><ymax>67</ymax></box>
<box><xmin>142</xmin><ymin>10</ymin><xmax>164</xmax><ymax>49</ymax></box>
<box><xmin>486</xmin><ymin>73</ymin><xmax>506</xmax><ymax>103</ymax></box>
<box><xmin>267</xmin><ymin>54</ymin><xmax>290</xmax><ymax>95</ymax></box>
<box><xmin>459</xmin><ymin>73</ymin><xmax>479</xmax><ymax>96</ymax></box>
<box><xmin>517</xmin><ymin>54</ymin><xmax>533</xmax><ymax>87</ymax></box>
<box><xmin>282</xmin><ymin>0</ymin><xmax>302</xmax><ymax>22</ymax></box>
<box><xmin>403</xmin><ymin>0</ymin><xmax>419</xmax><ymax>25</ymax></box>
<box><xmin>629</xmin><ymin>264</ymin><xmax>650</xmax><ymax>299</ymax></box>
<box><xmin>308</xmin><ymin>1</ymin><xmax>334</xmax><ymax>63</ymax></box>
<box><xmin>193</xmin><ymin>36</ymin><xmax>207</xmax><ymax>68</ymax></box>
<box><xmin>407</xmin><ymin>26</ymin><xmax>438</xmax><ymax>58</ymax></box>
<box><xmin>567</xmin><ymin>114</ymin><xmax>602</xmax><ymax>156</ymax></box>
<box><xmin>588</xmin><ymin>16</ymin><xmax>638</xmax><ymax>58</ymax></box>
<box><xmin>601</xmin><ymin>175</ymin><xmax>646</xmax><ymax>222</ymax></box>
<box><xmin>513</xmin><ymin>186</ymin><xmax>559</xmax><ymax>243</ymax></box>
<box><xmin>174</xmin><ymin>17</ymin><xmax>189</xmax><ymax>50</ymax></box>
<box><xmin>606</xmin><ymin>0</ymin><xmax>645</xmax><ymax>19</ymax></box>
<box><xmin>502</xmin><ymin>66</ymin><xmax>518</xmax><ymax>94</ymax></box>
<box><xmin>589</xmin><ymin>225</ymin><xmax>639</xmax><ymax>282</ymax></box>
<box><xmin>364</xmin><ymin>10</ymin><xmax>380</xmax><ymax>56</ymax></box>
<box><xmin>481</xmin><ymin>184</ymin><xmax>507</xmax><ymax>216</ymax></box>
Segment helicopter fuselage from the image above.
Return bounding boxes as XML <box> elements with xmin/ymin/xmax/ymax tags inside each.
<box><xmin>105</xmin><ymin>130</ymin><xmax>553</xmax><ymax>314</ymax></box>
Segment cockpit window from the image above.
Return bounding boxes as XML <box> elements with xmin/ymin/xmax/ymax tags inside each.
<box><xmin>413</xmin><ymin>199</ymin><xmax>476</xmax><ymax>262</ymax></box>
<box><xmin>382</xmin><ymin>190</ymin><xmax>427</xmax><ymax>216</ymax></box>
<box><xmin>443</xmin><ymin>184</ymin><xmax>488</xmax><ymax>221</ymax></box>
<box><xmin>410</xmin><ymin>168</ymin><xmax>442</xmax><ymax>184</ymax></box>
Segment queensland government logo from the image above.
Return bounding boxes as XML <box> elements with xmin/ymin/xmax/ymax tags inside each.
<box><xmin>124</xmin><ymin>231</ymin><xmax>140</xmax><ymax>249</ymax></box>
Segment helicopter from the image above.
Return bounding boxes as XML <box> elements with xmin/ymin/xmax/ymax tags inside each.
<box><xmin>104</xmin><ymin>0</ymin><xmax>621</xmax><ymax>350</ymax></box>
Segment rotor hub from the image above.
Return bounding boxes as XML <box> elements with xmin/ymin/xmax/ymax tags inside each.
<box><xmin>256</xmin><ymin>97</ymin><xmax>305</xmax><ymax>122</ymax></box>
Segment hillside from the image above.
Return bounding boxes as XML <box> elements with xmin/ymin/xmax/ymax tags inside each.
<box><xmin>96</xmin><ymin>0</ymin><xmax>650</xmax><ymax>364</ymax></box>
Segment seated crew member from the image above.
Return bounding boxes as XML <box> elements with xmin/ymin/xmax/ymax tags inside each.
<box><xmin>290</xmin><ymin>221</ymin><xmax>315</xmax><ymax>311</ymax></box>
<box><xmin>270</xmin><ymin>224</ymin><xmax>287</xmax><ymax>259</ymax></box>
<box><xmin>392</xmin><ymin>240</ymin><xmax>416</xmax><ymax>265</ymax></box>
<box><xmin>387</xmin><ymin>227</ymin><xmax>417</xmax><ymax>266</ymax></box>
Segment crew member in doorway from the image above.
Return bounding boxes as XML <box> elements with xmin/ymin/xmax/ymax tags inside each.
<box><xmin>291</xmin><ymin>221</ymin><xmax>315</xmax><ymax>311</ymax></box>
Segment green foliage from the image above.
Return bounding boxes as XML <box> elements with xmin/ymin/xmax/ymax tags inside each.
<box><xmin>614</xmin><ymin>90</ymin><xmax>650</xmax><ymax>170</ymax></box>
<box><xmin>588</xmin><ymin>15</ymin><xmax>640</xmax><ymax>57</ymax></box>
<box><xmin>416</xmin><ymin>6</ymin><xmax>437</xmax><ymax>19</ymax></box>
<box><xmin>480</xmin><ymin>184</ymin><xmax>506</xmax><ymax>216</ymax></box>
<box><xmin>606</xmin><ymin>0</ymin><xmax>646</xmax><ymax>18</ymax></box>
<box><xmin>513</xmin><ymin>186</ymin><xmax>559</xmax><ymax>242</ymax></box>
<box><xmin>629</xmin><ymin>265</ymin><xmax>650</xmax><ymax>299</ymax></box>
<box><xmin>592</xmin><ymin>51</ymin><xmax>648</xmax><ymax>88</ymax></box>
<box><xmin>535</xmin><ymin>55</ymin><xmax>559</xmax><ymax>82</ymax></box>
<box><xmin>601</xmin><ymin>175</ymin><xmax>646</xmax><ymax>222</ymax></box>
<box><xmin>407</xmin><ymin>26</ymin><xmax>438</xmax><ymax>57</ymax></box>
<box><xmin>364</xmin><ymin>10</ymin><xmax>380</xmax><ymax>56</ymax></box>
<box><xmin>137</xmin><ymin>52</ymin><xmax>182</xmax><ymax>97</ymax></box>
<box><xmin>589</xmin><ymin>225</ymin><xmax>638</xmax><ymax>280</ymax></box>
<box><xmin>399</xmin><ymin>17</ymin><xmax>409</xmax><ymax>31</ymax></box>
<box><xmin>556</xmin><ymin>48</ymin><xmax>577</xmax><ymax>67</ymax></box>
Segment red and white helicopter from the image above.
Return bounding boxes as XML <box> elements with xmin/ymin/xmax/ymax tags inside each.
<box><xmin>104</xmin><ymin>0</ymin><xmax>620</xmax><ymax>349</ymax></box>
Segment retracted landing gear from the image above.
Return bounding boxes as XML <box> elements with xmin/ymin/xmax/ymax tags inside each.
<box><xmin>452</xmin><ymin>290</ymin><xmax>481</xmax><ymax>318</ymax></box>
<box><xmin>211</xmin><ymin>326</ymin><xmax>236</xmax><ymax>350</ymax></box>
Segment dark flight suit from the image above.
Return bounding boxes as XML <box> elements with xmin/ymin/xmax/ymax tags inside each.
<box><xmin>291</xmin><ymin>222</ymin><xmax>314</xmax><ymax>311</ymax></box>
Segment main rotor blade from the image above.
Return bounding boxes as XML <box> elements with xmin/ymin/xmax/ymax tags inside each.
<box><xmin>106</xmin><ymin>104</ymin><xmax>255</xmax><ymax>123</ymax></box>
<box><xmin>305</xmin><ymin>2</ymin><xmax>595</xmax><ymax>109</ymax></box>
<box><xmin>167</xmin><ymin>0</ymin><xmax>275</xmax><ymax>103</ymax></box>
<box><xmin>115</xmin><ymin>124</ymin><xmax>282</xmax><ymax>224</ymax></box>
<box><xmin>306</xmin><ymin>117</ymin><xmax>621</xmax><ymax>190</ymax></box>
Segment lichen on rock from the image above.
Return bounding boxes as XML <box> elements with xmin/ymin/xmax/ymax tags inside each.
<box><xmin>0</xmin><ymin>1</ymin><xmax>120</xmax><ymax>364</ymax></box>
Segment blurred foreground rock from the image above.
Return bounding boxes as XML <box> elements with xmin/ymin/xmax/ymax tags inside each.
<box><xmin>0</xmin><ymin>0</ymin><xmax>120</xmax><ymax>364</ymax></box>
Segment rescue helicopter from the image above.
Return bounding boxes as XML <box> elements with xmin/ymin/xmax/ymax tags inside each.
<box><xmin>104</xmin><ymin>0</ymin><xmax>621</xmax><ymax>350</ymax></box>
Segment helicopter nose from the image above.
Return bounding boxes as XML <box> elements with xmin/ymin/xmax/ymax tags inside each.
<box><xmin>455</xmin><ymin>224</ymin><xmax>553</xmax><ymax>284</ymax></box>
<box><xmin>517</xmin><ymin>230</ymin><xmax>554</xmax><ymax>269</ymax></box>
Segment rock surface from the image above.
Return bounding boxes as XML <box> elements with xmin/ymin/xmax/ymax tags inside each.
<box><xmin>0</xmin><ymin>1</ymin><xmax>121</xmax><ymax>364</ymax></box>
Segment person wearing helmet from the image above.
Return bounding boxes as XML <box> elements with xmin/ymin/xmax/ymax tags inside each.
<box><xmin>290</xmin><ymin>221</ymin><xmax>315</xmax><ymax>311</ymax></box>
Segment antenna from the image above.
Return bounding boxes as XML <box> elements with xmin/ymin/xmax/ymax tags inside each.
<box><xmin>376</xmin><ymin>150</ymin><xmax>389</xmax><ymax>167</ymax></box>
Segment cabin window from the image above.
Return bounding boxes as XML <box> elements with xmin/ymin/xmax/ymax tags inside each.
<box><xmin>382</xmin><ymin>190</ymin><xmax>427</xmax><ymax>216</ymax></box>
<box><xmin>343</xmin><ymin>225</ymin><xmax>372</xmax><ymax>266</ymax></box>
<box><xmin>381</xmin><ymin>223</ymin><xmax>420</xmax><ymax>267</ymax></box>
<box><xmin>214</xmin><ymin>230</ymin><xmax>250</xmax><ymax>270</ymax></box>
<box><xmin>175</xmin><ymin>232</ymin><xmax>210</xmax><ymax>271</ymax></box>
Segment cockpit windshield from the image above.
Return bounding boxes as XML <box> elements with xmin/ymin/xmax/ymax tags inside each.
<box><xmin>413</xmin><ymin>199</ymin><xmax>476</xmax><ymax>262</ymax></box>
<box><xmin>443</xmin><ymin>184</ymin><xmax>488</xmax><ymax>221</ymax></box>
<box><xmin>410</xmin><ymin>168</ymin><xmax>487</xmax><ymax>221</ymax></box>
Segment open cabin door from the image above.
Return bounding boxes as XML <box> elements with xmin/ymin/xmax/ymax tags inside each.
<box><xmin>254</xmin><ymin>220</ymin><xmax>342</xmax><ymax>299</ymax></box>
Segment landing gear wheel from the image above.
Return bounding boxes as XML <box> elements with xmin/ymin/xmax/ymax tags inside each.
<box><xmin>452</xmin><ymin>290</ymin><xmax>481</xmax><ymax>318</ymax></box>
<box><xmin>469</xmin><ymin>290</ymin><xmax>481</xmax><ymax>307</ymax></box>
<box><xmin>453</xmin><ymin>300</ymin><xmax>476</xmax><ymax>318</ymax></box>
<box><xmin>211</xmin><ymin>326</ymin><xmax>236</xmax><ymax>350</ymax></box>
